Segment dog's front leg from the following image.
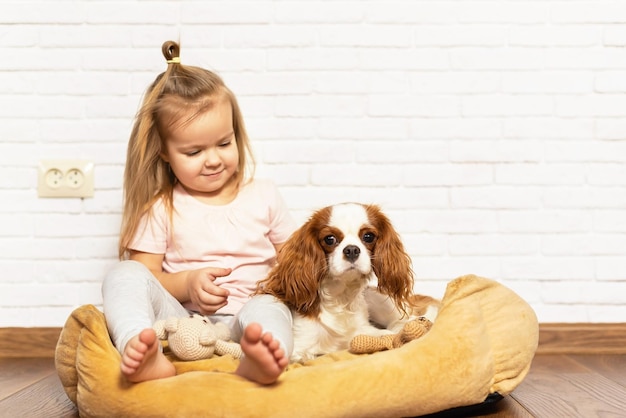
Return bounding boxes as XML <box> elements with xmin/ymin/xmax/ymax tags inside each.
<box><xmin>365</xmin><ymin>287</ymin><xmax>440</xmax><ymax>332</ymax></box>
<box><xmin>364</xmin><ymin>287</ymin><xmax>412</xmax><ymax>332</ymax></box>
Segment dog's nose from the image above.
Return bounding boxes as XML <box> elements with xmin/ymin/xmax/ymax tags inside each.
<box><xmin>343</xmin><ymin>245</ymin><xmax>360</xmax><ymax>262</ymax></box>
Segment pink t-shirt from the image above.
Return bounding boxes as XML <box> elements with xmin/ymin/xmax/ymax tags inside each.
<box><xmin>129</xmin><ymin>179</ymin><xmax>297</xmax><ymax>315</ymax></box>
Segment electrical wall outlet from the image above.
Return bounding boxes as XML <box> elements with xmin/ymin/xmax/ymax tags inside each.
<box><xmin>38</xmin><ymin>160</ymin><xmax>94</xmax><ymax>198</ymax></box>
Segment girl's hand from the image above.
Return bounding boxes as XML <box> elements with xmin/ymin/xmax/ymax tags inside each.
<box><xmin>186</xmin><ymin>267</ymin><xmax>232</xmax><ymax>315</ymax></box>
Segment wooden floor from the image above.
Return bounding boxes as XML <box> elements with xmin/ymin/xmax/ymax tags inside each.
<box><xmin>1</xmin><ymin>324</ymin><xmax>626</xmax><ymax>417</ymax></box>
<box><xmin>0</xmin><ymin>354</ymin><xmax>624</xmax><ymax>417</ymax></box>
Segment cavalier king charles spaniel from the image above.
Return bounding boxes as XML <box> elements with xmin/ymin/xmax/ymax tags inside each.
<box><xmin>259</xmin><ymin>202</ymin><xmax>438</xmax><ymax>362</ymax></box>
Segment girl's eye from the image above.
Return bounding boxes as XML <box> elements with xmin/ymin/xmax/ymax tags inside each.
<box><xmin>185</xmin><ymin>150</ymin><xmax>200</xmax><ymax>156</ymax></box>
<box><xmin>362</xmin><ymin>232</ymin><xmax>375</xmax><ymax>243</ymax></box>
<box><xmin>219</xmin><ymin>141</ymin><xmax>231</xmax><ymax>147</ymax></box>
<box><xmin>323</xmin><ymin>235</ymin><xmax>337</xmax><ymax>246</ymax></box>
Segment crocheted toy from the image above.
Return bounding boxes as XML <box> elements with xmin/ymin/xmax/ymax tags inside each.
<box><xmin>153</xmin><ymin>314</ymin><xmax>242</xmax><ymax>361</ymax></box>
<box><xmin>349</xmin><ymin>317</ymin><xmax>433</xmax><ymax>354</ymax></box>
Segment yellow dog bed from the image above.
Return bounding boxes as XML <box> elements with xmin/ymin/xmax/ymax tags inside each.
<box><xmin>55</xmin><ymin>275</ymin><xmax>538</xmax><ymax>417</ymax></box>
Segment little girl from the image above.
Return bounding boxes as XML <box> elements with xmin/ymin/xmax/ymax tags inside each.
<box><xmin>102</xmin><ymin>41</ymin><xmax>297</xmax><ymax>385</ymax></box>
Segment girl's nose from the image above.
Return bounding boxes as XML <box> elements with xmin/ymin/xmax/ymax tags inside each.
<box><xmin>203</xmin><ymin>149</ymin><xmax>220</xmax><ymax>167</ymax></box>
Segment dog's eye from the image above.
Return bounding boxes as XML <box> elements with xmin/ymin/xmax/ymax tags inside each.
<box><xmin>362</xmin><ymin>232</ymin><xmax>376</xmax><ymax>243</ymax></box>
<box><xmin>323</xmin><ymin>235</ymin><xmax>337</xmax><ymax>246</ymax></box>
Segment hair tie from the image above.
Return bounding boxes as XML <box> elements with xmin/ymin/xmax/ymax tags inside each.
<box><xmin>167</xmin><ymin>57</ymin><xmax>181</xmax><ymax>64</ymax></box>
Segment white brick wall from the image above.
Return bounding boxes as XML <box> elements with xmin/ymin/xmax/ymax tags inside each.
<box><xmin>1</xmin><ymin>1</ymin><xmax>625</xmax><ymax>326</ymax></box>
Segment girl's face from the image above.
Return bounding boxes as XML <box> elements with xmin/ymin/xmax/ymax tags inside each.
<box><xmin>161</xmin><ymin>98</ymin><xmax>240</xmax><ymax>204</ymax></box>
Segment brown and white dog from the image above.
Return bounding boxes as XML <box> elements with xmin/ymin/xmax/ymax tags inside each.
<box><xmin>258</xmin><ymin>202</ymin><xmax>439</xmax><ymax>362</ymax></box>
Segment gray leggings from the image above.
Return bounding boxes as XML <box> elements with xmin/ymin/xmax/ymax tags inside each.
<box><xmin>101</xmin><ymin>260</ymin><xmax>294</xmax><ymax>357</ymax></box>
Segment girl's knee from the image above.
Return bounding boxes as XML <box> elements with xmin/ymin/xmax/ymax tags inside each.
<box><xmin>243</xmin><ymin>294</ymin><xmax>292</xmax><ymax>315</ymax></box>
<box><xmin>102</xmin><ymin>260</ymin><xmax>153</xmax><ymax>293</ymax></box>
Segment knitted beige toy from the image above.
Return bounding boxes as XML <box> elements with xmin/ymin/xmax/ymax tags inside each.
<box><xmin>153</xmin><ymin>314</ymin><xmax>242</xmax><ymax>361</ymax></box>
<box><xmin>349</xmin><ymin>317</ymin><xmax>433</xmax><ymax>354</ymax></box>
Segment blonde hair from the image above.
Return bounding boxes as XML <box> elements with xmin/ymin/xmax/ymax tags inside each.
<box><xmin>118</xmin><ymin>41</ymin><xmax>255</xmax><ymax>259</ymax></box>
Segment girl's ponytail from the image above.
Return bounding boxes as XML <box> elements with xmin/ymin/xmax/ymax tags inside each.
<box><xmin>162</xmin><ymin>41</ymin><xmax>181</xmax><ymax>65</ymax></box>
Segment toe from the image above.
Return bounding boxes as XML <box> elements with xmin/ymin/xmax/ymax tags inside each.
<box><xmin>243</xmin><ymin>323</ymin><xmax>263</xmax><ymax>343</ymax></box>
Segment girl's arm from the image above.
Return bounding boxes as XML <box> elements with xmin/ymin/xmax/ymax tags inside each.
<box><xmin>129</xmin><ymin>250</ymin><xmax>231</xmax><ymax>314</ymax></box>
<box><xmin>129</xmin><ymin>251</ymin><xmax>190</xmax><ymax>302</ymax></box>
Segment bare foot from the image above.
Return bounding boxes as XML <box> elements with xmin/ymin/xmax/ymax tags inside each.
<box><xmin>235</xmin><ymin>323</ymin><xmax>288</xmax><ymax>385</ymax></box>
<box><xmin>121</xmin><ymin>328</ymin><xmax>176</xmax><ymax>383</ymax></box>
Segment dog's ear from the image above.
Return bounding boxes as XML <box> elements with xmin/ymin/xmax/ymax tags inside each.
<box><xmin>258</xmin><ymin>210</ymin><xmax>329</xmax><ymax>317</ymax></box>
<box><xmin>366</xmin><ymin>205</ymin><xmax>414</xmax><ymax>312</ymax></box>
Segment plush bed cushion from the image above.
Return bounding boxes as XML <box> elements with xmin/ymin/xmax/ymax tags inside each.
<box><xmin>55</xmin><ymin>275</ymin><xmax>538</xmax><ymax>418</ymax></box>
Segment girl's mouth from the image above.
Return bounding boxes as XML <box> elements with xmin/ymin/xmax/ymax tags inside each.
<box><xmin>202</xmin><ymin>170</ymin><xmax>223</xmax><ymax>178</ymax></box>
